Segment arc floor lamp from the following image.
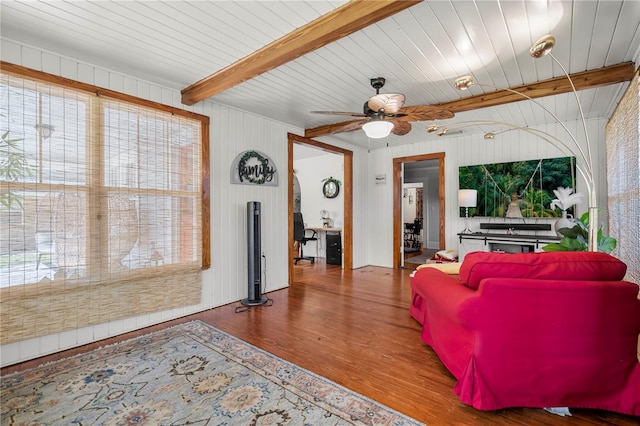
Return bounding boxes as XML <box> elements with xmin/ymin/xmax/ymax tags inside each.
<box><xmin>451</xmin><ymin>35</ymin><xmax>598</xmax><ymax>251</ymax></box>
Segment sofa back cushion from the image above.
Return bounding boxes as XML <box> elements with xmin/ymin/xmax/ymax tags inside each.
<box><xmin>460</xmin><ymin>251</ymin><xmax>627</xmax><ymax>290</ymax></box>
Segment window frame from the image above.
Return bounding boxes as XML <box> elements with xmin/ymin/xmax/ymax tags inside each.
<box><xmin>0</xmin><ymin>62</ymin><xmax>211</xmax><ymax>275</ymax></box>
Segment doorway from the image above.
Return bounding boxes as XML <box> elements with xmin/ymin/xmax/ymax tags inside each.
<box><xmin>402</xmin><ymin>182</ymin><xmax>425</xmax><ymax>266</ymax></box>
<box><xmin>287</xmin><ymin>133</ymin><xmax>353</xmax><ymax>283</ymax></box>
<box><xmin>393</xmin><ymin>153</ymin><xmax>445</xmax><ymax>269</ymax></box>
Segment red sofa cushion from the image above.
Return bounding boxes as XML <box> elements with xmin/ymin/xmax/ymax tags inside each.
<box><xmin>460</xmin><ymin>251</ymin><xmax>627</xmax><ymax>290</ymax></box>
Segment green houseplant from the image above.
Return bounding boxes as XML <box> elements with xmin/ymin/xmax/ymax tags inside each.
<box><xmin>1</xmin><ymin>131</ymin><xmax>34</xmax><ymax>209</ymax></box>
<box><xmin>542</xmin><ymin>211</ymin><xmax>617</xmax><ymax>253</ymax></box>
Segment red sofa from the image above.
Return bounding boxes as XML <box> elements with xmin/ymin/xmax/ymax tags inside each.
<box><xmin>410</xmin><ymin>251</ymin><xmax>640</xmax><ymax>416</ymax></box>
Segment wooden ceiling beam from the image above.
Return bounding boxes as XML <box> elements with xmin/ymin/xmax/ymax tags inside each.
<box><xmin>305</xmin><ymin>62</ymin><xmax>636</xmax><ymax>138</ymax></box>
<box><xmin>441</xmin><ymin>62</ymin><xmax>636</xmax><ymax>114</ymax></box>
<box><xmin>305</xmin><ymin>119</ymin><xmax>366</xmax><ymax>139</ymax></box>
<box><xmin>181</xmin><ymin>0</ymin><xmax>422</xmax><ymax>106</ymax></box>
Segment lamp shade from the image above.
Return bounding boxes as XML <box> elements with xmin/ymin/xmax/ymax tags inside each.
<box><xmin>458</xmin><ymin>189</ymin><xmax>477</xmax><ymax>208</ymax></box>
<box><xmin>530</xmin><ymin>34</ymin><xmax>555</xmax><ymax>58</ymax></box>
<box><xmin>362</xmin><ymin>120</ymin><xmax>394</xmax><ymax>138</ymax></box>
<box><xmin>454</xmin><ymin>75</ymin><xmax>474</xmax><ymax>90</ymax></box>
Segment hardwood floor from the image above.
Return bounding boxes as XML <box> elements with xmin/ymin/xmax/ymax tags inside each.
<box><xmin>2</xmin><ymin>261</ymin><xmax>637</xmax><ymax>425</ymax></box>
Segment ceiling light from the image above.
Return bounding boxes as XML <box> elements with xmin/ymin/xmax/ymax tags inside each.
<box><xmin>454</xmin><ymin>76</ymin><xmax>474</xmax><ymax>90</ymax></box>
<box><xmin>362</xmin><ymin>117</ymin><xmax>394</xmax><ymax>138</ymax></box>
<box><xmin>484</xmin><ymin>128</ymin><xmax>515</xmax><ymax>139</ymax></box>
<box><xmin>530</xmin><ymin>34</ymin><xmax>555</xmax><ymax>58</ymax></box>
<box><xmin>426</xmin><ymin>124</ymin><xmax>439</xmax><ymax>133</ymax></box>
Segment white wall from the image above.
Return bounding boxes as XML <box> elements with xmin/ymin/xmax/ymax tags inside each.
<box><xmin>402</xmin><ymin>186</ymin><xmax>419</xmax><ymax>224</ymax></box>
<box><xmin>366</xmin><ymin>119</ymin><xmax>608</xmax><ymax>268</ymax></box>
<box><xmin>295</xmin><ymin>154</ymin><xmax>344</xmax><ymax>228</ymax></box>
<box><xmin>0</xmin><ymin>39</ymin><xmax>369</xmax><ymax>365</ymax></box>
<box><xmin>424</xmin><ymin>172</ymin><xmax>440</xmax><ymax>249</ymax></box>
<box><xmin>294</xmin><ymin>153</ymin><xmax>344</xmax><ymax>257</ymax></box>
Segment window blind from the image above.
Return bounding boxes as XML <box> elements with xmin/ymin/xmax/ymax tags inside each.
<box><xmin>606</xmin><ymin>73</ymin><xmax>639</xmax><ymax>284</ymax></box>
<box><xmin>0</xmin><ymin>68</ymin><xmax>208</xmax><ymax>343</ymax></box>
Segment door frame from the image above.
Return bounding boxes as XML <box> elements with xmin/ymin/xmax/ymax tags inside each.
<box><xmin>393</xmin><ymin>152</ymin><xmax>445</xmax><ymax>268</ymax></box>
<box><xmin>288</xmin><ymin>133</ymin><xmax>353</xmax><ymax>282</ymax></box>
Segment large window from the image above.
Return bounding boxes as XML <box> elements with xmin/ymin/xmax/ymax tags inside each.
<box><xmin>1</xmin><ymin>71</ymin><xmax>207</xmax><ymax>288</ymax></box>
<box><xmin>1</xmin><ymin>65</ymin><xmax>209</xmax><ymax>343</ymax></box>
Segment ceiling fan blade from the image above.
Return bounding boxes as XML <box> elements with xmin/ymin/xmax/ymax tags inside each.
<box><xmin>311</xmin><ymin>110</ymin><xmax>368</xmax><ymax>117</ymax></box>
<box><xmin>398</xmin><ymin>105</ymin><xmax>455</xmax><ymax>121</ymax></box>
<box><xmin>391</xmin><ymin>120</ymin><xmax>411</xmax><ymax>135</ymax></box>
<box><xmin>368</xmin><ymin>93</ymin><xmax>405</xmax><ymax>114</ymax></box>
<box><xmin>305</xmin><ymin>118</ymin><xmax>366</xmax><ymax>138</ymax></box>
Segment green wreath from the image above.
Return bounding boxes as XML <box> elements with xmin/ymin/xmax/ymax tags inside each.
<box><xmin>321</xmin><ymin>177</ymin><xmax>341</xmax><ymax>198</ymax></box>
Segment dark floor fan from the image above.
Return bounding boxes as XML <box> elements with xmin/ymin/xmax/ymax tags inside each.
<box><xmin>241</xmin><ymin>201</ymin><xmax>269</xmax><ymax>306</ymax></box>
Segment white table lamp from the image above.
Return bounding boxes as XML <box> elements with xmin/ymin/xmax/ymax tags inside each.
<box><xmin>458</xmin><ymin>189</ymin><xmax>477</xmax><ymax>234</ymax></box>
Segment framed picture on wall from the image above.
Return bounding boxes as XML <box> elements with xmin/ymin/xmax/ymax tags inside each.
<box><xmin>458</xmin><ymin>156</ymin><xmax>577</xmax><ymax>218</ymax></box>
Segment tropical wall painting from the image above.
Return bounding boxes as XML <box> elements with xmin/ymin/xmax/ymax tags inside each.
<box><xmin>458</xmin><ymin>156</ymin><xmax>577</xmax><ymax>218</ymax></box>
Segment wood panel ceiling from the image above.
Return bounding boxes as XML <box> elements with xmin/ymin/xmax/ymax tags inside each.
<box><xmin>1</xmin><ymin>0</ymin><xmax>638</xmax><ymax>150</ymax></box>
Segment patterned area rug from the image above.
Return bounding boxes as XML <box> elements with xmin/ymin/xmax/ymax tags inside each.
<box><xmin>2</xmin><ymin>320</ymin><xmax>423</xmax><ymax>425</ymax></box>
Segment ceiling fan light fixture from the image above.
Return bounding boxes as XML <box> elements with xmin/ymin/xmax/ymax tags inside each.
<box><xmin>426</xmin><ymin>124</ymin><xmax>439</xmax><ymax>133</ymax></box>
<box><xmin>362</xmin><ymin>118</ymin><xmax>394</xmax><ymax>138</ymax></box>
<box><xmin>530</xmin><ymin>34</ymin><xmax>555</xmax><ymax>58</ymax></box>
<box><xmin>454</xmin><ymin>76</ymin><xmax>474</xmax><ymax>90</ymax></box>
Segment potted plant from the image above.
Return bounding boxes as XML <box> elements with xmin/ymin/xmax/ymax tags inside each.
<box><xmin>542</xmin><ymin>211</ymin><xmax>617</xmax><ymax>253</ymax></box>
<box><xmin>549</xmin><ymin>187</ymin><xmax>583</xmax><ymax>236</ymax></box>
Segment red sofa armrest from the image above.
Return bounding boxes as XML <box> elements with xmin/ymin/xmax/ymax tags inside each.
<box><xmin>414</xmin><ymin>270</ymin><xmax>477</xmax><ymax>319</ymax></box>
<box><xmin>410</xmin><ymin>267</ymin><xmax>479</xmax><ymax>377</ymax></box>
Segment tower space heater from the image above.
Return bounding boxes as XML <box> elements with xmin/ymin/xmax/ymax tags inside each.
<box><xmin>241</xmin><ymin>201</ymin><xmax>269</xmax><ymax>306</ymax></box>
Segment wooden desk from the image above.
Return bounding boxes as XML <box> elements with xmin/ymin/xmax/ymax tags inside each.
<box><xmin>305</xmin><ymin>227</ymin><xmax>342</xmax><ymax>258</ymax></box>
<box><xmin>306</xmin><ymin>227</ymin><xmax>342</xmax><ymax>233</ymax></box>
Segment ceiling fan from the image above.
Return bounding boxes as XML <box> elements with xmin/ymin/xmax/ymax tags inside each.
<box><xmin>310</xmin><ymin>77</ymin><xmax>455</xmax><ymax>138</ymax></box>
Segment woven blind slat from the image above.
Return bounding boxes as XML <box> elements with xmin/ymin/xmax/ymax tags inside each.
<box><xmin>606</xmin><ymin>73</ymin><xmax>639</xmax><ymax>284</ymax></box>
<box><xmin>0</xmin><ymin>71</ymin><xmax>204</xmax><ymax>344</ymax></box>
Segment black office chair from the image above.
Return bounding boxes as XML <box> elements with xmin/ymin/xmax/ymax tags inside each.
<box><xmin>293</xmin><ymin>212</ymin><xmax>317</xmax><ymax>264</ymax></box>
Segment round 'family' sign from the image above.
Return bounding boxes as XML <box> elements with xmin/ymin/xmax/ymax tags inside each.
<box><xmin>231</xmin><ymin>150</ymin><xmax>278</xmax><ymax>186</ymax></box>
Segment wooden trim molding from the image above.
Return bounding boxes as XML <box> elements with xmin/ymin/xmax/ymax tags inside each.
<box><xmin>200</xmin><ymin>122</ymin><xmax>211</xmax><ymax>269</ymax></box>
<box><xmin>2</xmin><ymin>62</ymin><xmax>209</xmax><ymax>123</ymax></box>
